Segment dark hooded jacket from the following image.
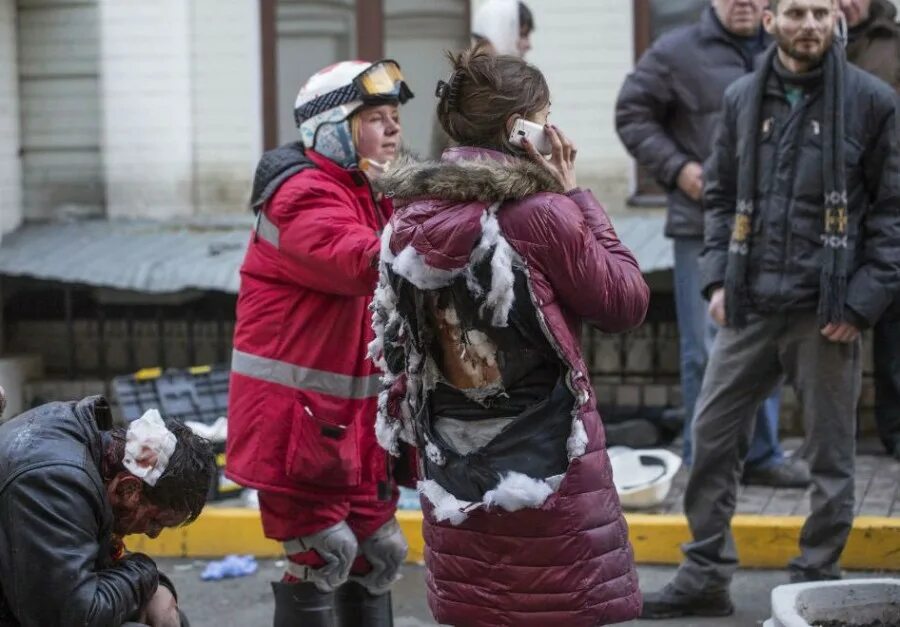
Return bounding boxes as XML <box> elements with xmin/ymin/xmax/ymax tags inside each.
<box><xmin>846</xmin><ymin>0</ymin><xmax>900</xmax><ymax>320</ymax></box>
<box><xmin>0</xmin><ymin>397</ymin><xmax>161</xmax><ymax>627</ymax></box>
<box><xmin>369</xmin><ymin>147</ymin><xmax>649</xmax><ymax>626</ymax></box>
<box><xmin>615</xmin><ymin>7</ymin><xmax>769</xmax><ymax>238</ymax></box>
<box><xmin>701</xmin><ymin>54</ymin><xmax>900</xmax><ymax>326</ymax></box>
<box><xmin>846</xmin><ymin>0</ymin><xmax>900</xmax><ymax>92</ymax></box>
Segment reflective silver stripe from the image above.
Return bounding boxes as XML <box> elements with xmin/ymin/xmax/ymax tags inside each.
<box><xmin>231</xmin><ymin>349</ymin><xmax>381</xmax><ymax>399</ymax></box>
<box><xmin>255</xmin><ymin>211</ymin><xmax>280</xmax><ymax>248</ymax></box>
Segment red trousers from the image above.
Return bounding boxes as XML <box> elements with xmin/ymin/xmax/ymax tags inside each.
<box><xmin>258</xmin><ymin>489</ymin><xmax>397</xmax><ymax>576</ymax></box>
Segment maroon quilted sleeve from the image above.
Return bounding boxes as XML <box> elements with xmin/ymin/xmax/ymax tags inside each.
<box><xmin>529</xmin><ymin>189</ymin><xmax>649</xmax><ymax>333</ymax></box>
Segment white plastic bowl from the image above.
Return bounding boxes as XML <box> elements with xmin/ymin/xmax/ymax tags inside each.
<box><xmin>607</xmin><ymin>446</ymin><xmax>682</xmax><ymax>508</ymax></box>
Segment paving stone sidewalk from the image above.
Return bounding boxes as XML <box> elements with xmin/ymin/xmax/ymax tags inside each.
<box><xmin>636</xmin><ymin>438</ymin><xmax>900</xmax><ymax>517</ymax></box>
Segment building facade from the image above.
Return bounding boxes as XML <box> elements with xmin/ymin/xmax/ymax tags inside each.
<box><xmin>0</xmin><ymin>1</ymin><xmax>885</xmax><ymax>425</ymax></box>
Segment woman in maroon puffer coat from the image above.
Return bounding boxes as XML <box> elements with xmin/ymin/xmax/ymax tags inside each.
<box><xmin>368</xmin><ymin>47</ymin><xmax>649</xmax><ymax>627</ymax></box>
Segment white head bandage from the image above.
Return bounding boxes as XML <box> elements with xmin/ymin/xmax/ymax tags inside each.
<box><xmin>123</xmin><ymin>409</ymin><xmax>177</xmax><ymax>487</ymax></box>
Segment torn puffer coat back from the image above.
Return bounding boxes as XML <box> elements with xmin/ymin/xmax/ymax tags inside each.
<box><xmin>369</xmin><ymin>147</ymin><xmax>650</xmax><ymax>627</ymax></box>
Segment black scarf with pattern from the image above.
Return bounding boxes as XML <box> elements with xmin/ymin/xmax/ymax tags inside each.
<box><xmin>725</xmin><ymin>44</ymin><xmax>848</xmax><ymax>328</ymax></box>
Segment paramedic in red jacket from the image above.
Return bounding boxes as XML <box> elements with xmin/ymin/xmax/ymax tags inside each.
<box><xmin>226</xmin><ymin>60</ymin><xmax>413</xmax><ymax>627</ymax></box>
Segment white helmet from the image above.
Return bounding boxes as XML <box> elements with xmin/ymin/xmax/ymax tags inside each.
<box><xmin>295</xmin><ymin>59</ymin><xmax>413</xmax><ymax>168</ymax></box>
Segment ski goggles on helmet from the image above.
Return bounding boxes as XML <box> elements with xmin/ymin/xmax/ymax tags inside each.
<box><xmin>294</xmin><ymin>60</ymin><xmax>414</xmax><ymax>125</ymax></box>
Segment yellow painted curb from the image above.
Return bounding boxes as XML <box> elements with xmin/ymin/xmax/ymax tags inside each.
<box><xmin>627</xmin><ymin>514</ymin><xmax>900</xmax><ymax>570</ymax></box>
<box><xmin>129</xmin><ymin>510</ymin><xmax>900</xmax><ymax>571</ymax></box>
<box><xmin>127</xmin><ymin>510</ymin><xmax>425</xmax><ymax>561</ymax></box>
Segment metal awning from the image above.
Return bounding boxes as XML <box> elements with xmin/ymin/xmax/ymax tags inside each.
<box><xmin>0</xmin><ymin>212</ymin><xmax>671</xmax><ymax>295</ymax></box>
<box><xmin>608</xmin><ymin>212</ymin><xmax>671</xmax><ymax>275</ymax></box>
<box><xmin>0</xmin><ymin>217</ymin><xmax>254</xmax><ymax>294</ymax></box>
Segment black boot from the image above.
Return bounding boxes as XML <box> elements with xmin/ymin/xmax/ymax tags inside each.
<box><xmin>788</xmin><ymin>566</ymin><xmax>842</xmax><ymax>584</ymax></box>
<box><xmin>640</xmin><ymin>583</ymin><xmax>734</xmax><ymax>619</ymax></box>
<box><xmin>742</xmin><ymin>459</ymin><xmax>811</xmax><ymax>488</ymax></box>
<box><xmin>271</xmin><ymin>581</ymin><xmax>337</xmax><ymax>627</ymax></box>
<box><xmin>335</xmin><ymin>581</ymin><xmax>393</xmax><ymax>627</ymax></box>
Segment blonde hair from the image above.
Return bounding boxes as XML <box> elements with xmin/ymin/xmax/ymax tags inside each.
<box><xmin>350</xmin><ymin>113</ymin><xmax>362</xmax><ymax>149</ymax></box>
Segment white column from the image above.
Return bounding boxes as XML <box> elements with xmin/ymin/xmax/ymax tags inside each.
<box><xmin>0</xmin><ymin>0</ymin><xmax>22</xmax><ymax>238</ymax></box>
<box><xmin>190</xmin><ymin>0</ymin><xmax>262</xmax><ymax>215</ymax></box>
<box><xmin>99</xmin><ymin>0</ymin><xmax>194</xmax><ymax>219</ymax></box>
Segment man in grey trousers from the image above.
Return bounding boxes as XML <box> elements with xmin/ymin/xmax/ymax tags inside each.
<box><xmin>641</xmin><ymin>0</ymin><xmax>900</xmax><ymax>619</ymax></box>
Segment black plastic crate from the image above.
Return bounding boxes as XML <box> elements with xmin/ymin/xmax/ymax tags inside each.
<box><xmin>112</xmin><ymin>365</ymin><xmax>229</xmax><ymax>426</ymax></box>
<box><xmin>112</xmin><ymin>365</ymin><xmax>236</xmax><ymax>500</ymax></box>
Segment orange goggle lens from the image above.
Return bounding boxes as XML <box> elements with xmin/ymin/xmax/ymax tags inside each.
<box><xmin>357</xmin><ymin>61</ymin><xmax>404</xmax><ymax>96</ymax></box>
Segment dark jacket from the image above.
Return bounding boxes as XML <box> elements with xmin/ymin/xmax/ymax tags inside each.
<box><xmin>371</xmin><ymin>147</ymin><xmax>648</xmax><ymax>626</ymax></box>
<box><xmin>0</xmin><ymin>397</ymin><xmax>160</xmax><ymax>627</ymax></box>
<box><xmin>846</xmin><ymin>0</ymin><xmax>900</xmax><ymax>320</ymax></box>
<box><xmin>847</xmin><ymin>0</ymin><xmax>900</xmax><ymax>92</ymax></box>
<box><xmin>701</xmin><ymin>57</ymin><xmax>900</xmax><ymax>326</ymax></box>
<box><xmin>615</xmin><ymin>7</ymin><xmax>769</xmax><ymax>238</ymax></box>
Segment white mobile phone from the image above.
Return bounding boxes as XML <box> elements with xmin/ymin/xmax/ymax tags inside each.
<box><xmin>508</xmin><ymin>118</ymin><xmax>552</xmax><ymax>156</ymax></box>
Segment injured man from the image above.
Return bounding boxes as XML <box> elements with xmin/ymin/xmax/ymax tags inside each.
<box><xmin>0</xmin><ymin>392</ymin><xmax>216</xmax><ymax>627</ymax></box>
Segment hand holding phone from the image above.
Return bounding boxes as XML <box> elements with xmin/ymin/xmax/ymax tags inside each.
<box><xmin>518</xmin><ymin>123</ymin><xmax>579</xmax><ymax>192</ymax></box>
<box><xmin>508</xmin><ymin>118</ymin><xmax>553</xmax><ymax>155</ymax></box>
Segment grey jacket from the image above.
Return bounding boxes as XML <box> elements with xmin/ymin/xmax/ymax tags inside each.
<box><xmin>615</xmin><ymin>7</ymin><xmax>769</xmax><ymax>238</ymax></box>
<box><xmin>701</xmin><ymin>59</ymin><xmax>900</xmax><ymax>326</ymax></box>
<box><xmin>0</xmin><ymin>397</ymin><xmax>160</xmax><ymax>627</ymax></box>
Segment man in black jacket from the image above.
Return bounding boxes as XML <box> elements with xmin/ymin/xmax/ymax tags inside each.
<box><xmin>641</xmin><ymin>0</ymin><xmax>900</xmax><ymax>618</ymax></box>
<box><xmin>615</xmin><ymin>0</ymin><xmax>808</xmax><ymax>488</ymax></box>
<box><xmin>0</xmin><ymin>396</ymin><xmax>216</xmax><ymax>626</ymax></box>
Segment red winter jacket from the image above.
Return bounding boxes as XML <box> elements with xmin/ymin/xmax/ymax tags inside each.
<box><xmin>370</xmin><ymin>147</ymin><xmax>648</xmax><ymax>627</ymax></box>
<box><xmin>226</xmin><ymin>149</ymin><xmax>392</xmax><ymax>501</ymax></box>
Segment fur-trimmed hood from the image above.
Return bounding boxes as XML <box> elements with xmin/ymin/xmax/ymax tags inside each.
<box><xmin>374</xmin><ymin>146</ymin><xmax>564</xmax><ymax>203</ymax></box>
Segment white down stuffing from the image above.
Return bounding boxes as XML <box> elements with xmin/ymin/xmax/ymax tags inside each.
<box><xmin>379</xmin><ymin>222</ymin><xmax>396</xmax><ymax>263</ymax></box>
<box><xmin>471</xmin><ymin>203</ymin><xmax>502</xmax><ymax>264</ymax></box>
<box><xmin>419</xmin><ymin>473</ymin><xmax>557</xmax><ymax>527</ymax></box>
<box><xmin>566</xmin><ymin>418</ymin><xmax>588</xmax><ymax>459</ymax></box>
<box><xmin>482</xmin><ymin>471</ymin><xmax>554</xmax><ymax>512</ymax></box>
<box><xmin>419</xmin><ymin>479</ymin><xmax>473</xmax><ymax>526</ymax></box>
<box><xmin>375</xmin><ymin>390</ymin><xmax>401</xmax><ymax>456</ymax></box>
<box><xmin>424</xmin><ymin>440</ymin><xmax>446</xmax><ymax>466</ymax></box>
<box><xmin>384</xmin><ymin>202</ymin><xmax>517</xmax><ymax>327</ymax></box>
<box><xmin>485</xmin><ymin>236</ymin><xmax>516</xmax><ymax>326</ymax></box>
<box><xmin>392</xmin><ymin>246</ymin><xmax>461</xmax><ymax>290</ymax></box>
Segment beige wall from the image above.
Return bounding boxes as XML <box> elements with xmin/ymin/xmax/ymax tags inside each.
<box><xmin>190</xmin><ymin>0</ymin><xmax>261</xmax><ymax>215</ymax></box>
<box><xmin>100</xmin><ymin>0</ymin><xmax>260</xmax><ymax>220</ymax></box>
<box><xmin>0</xmin><ymin>0</ymin><xmax>21</xmax><ymax>238</ymax></box>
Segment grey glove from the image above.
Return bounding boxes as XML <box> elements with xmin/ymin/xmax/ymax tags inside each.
<box><xmin>285</xmin><ymin>520</ymin><xmax>358</xmax><ymax>592</ymax></box>
<box><xmin>352</xmin><ymin>517</ymin><xmax>408</xmax><ymax>595</ymax></box>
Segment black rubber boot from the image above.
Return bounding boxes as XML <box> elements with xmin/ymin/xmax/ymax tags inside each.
<box><xmin>640</xmin><ymin>583</ymin><xmax>734</xmax><ymax>619</ymax></box>
<box><xmin>335</xmin><ymin>581</ymin><xmax>394</xmax><ymax>627</ymax></box>
<box><xmin>271</xmin><ymin>581</ymin><xmax>337</xmax><ymax>627</ymax></box>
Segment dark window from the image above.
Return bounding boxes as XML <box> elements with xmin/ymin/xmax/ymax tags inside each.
<box><xmin>629</xmin><ymin>0</ymin><xmax>707</xmax><ymax>205</ymax></box>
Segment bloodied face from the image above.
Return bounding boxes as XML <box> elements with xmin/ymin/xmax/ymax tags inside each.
<box><xmin>106</xmin><ymin>473</ymin><xmax>189</xmax><ymax>538</ymax></box>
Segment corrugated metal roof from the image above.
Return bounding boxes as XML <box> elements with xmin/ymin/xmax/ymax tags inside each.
<box><xmin>0</xmin><ymin>212</ymin><xmax>671</xmax><ymax>294</ymax></box>
<box><xmin>0</xmin><ymin>217</ymin><xmax>254</xmax><ymax>294</ymax></box>
<box><xmin>609</xmin><ymin>212</ymin><xmax>672</xmax><ymax>274</ymax></box>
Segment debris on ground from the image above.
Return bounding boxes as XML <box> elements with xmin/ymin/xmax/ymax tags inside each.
<box><xmin>201</xmin><ymin>555</ymin><xmax>258</xmax><ymax>581</ymax></box>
